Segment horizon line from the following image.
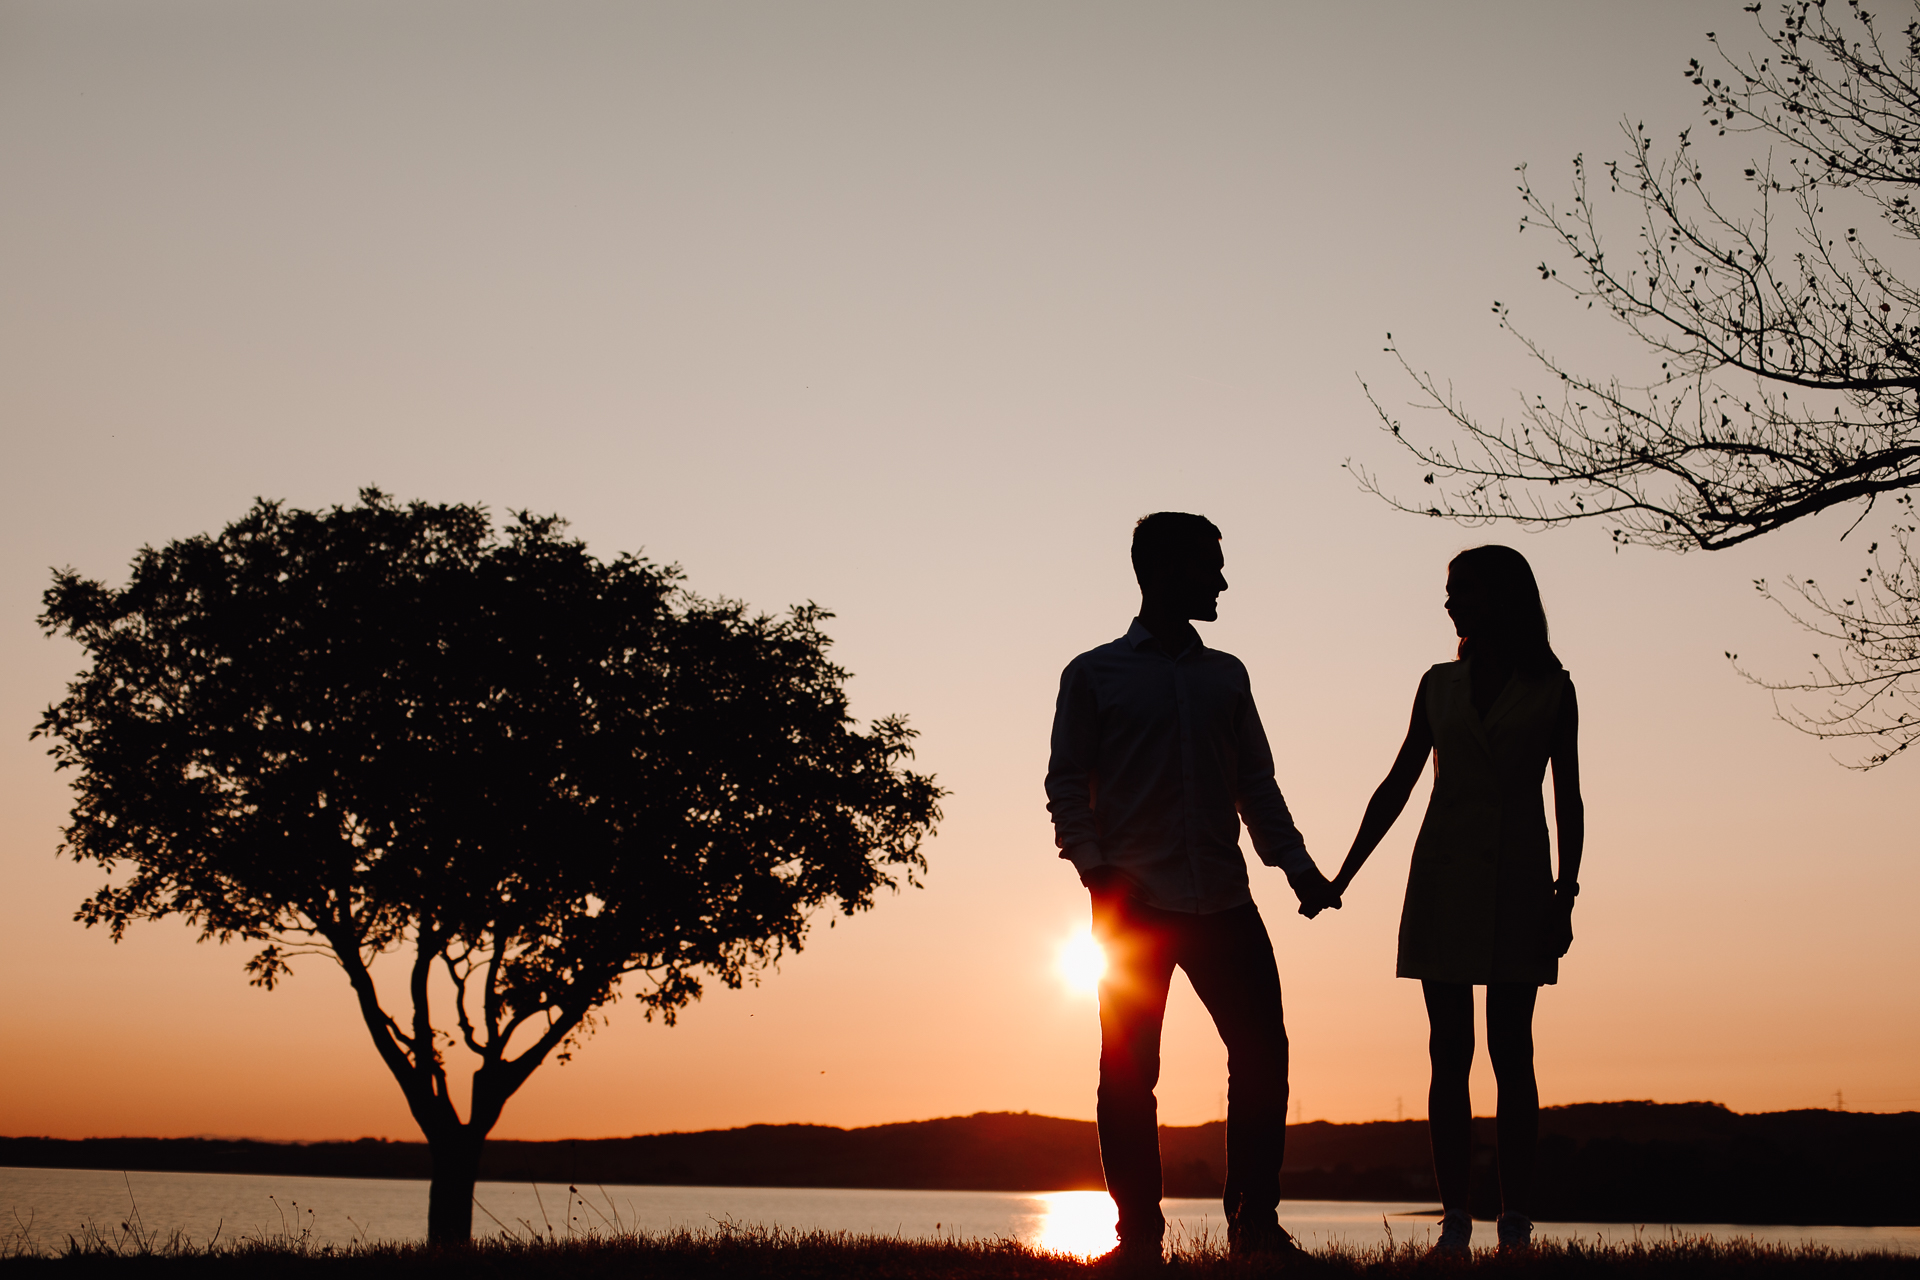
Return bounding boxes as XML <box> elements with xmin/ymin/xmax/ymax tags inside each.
<box><xmin>11</xmin><ymin>1098</ymin><xmax>1914</xmax><ymax>1146</ymax></box>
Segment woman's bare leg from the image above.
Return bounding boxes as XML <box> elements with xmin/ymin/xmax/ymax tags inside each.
<box><xmin>1485</xmin><ymin>983</ymin><xmax>1540</xmax><ymax>1218</ymax></box>
<box><xmin>1421</xmin><ymin>980</ymin><xmax>1475</xmax><ymax>1217</ymax></box>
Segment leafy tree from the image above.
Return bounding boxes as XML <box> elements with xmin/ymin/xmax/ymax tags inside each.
<box><xmin>1355</xmin><ymin>0</ymin><xmax>1920</xmax><ymax>766</ymax></box>
<box><xmin>34</xmin><ymin>490</ymin><xmax>943</xmax><ymax>1241</ymax></box>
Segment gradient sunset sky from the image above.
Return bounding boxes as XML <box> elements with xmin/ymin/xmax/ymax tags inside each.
<box><xmin>3</xmin><ymin>0</ymin><xmax>1915</xmax><ymax>1143</ymax></box>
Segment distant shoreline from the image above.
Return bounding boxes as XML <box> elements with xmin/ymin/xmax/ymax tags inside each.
<box><xmin>4</xmin><ymin>1102</ymin><xmax>1916</xmax><ymax>1226</ymax></box>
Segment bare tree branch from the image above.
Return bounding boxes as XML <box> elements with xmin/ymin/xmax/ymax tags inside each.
<box><xmin>1354</xmin><ymin>1</ymin><xmax>1920</xmax><ymax>765</ymax></box>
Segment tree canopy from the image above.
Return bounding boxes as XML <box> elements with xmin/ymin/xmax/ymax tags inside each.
<box><xmin>34</xmin><ymin>490</ymin><xmax>944</xmax><ymax>1240</ymax></box>
<box><xmin>1355</xmin><ymin>0</ymin><xmax>1920</xmax><ymax>766</ymax></box>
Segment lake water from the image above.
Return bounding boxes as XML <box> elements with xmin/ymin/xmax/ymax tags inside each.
<box><xmin>4</xmin><ymin>1166</ymin><xmax>1916</xmax><ymax>1258</ymax></box>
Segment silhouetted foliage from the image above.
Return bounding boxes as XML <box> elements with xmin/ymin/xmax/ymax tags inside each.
<box><xmin>33</xmin><ymin>489</ymin><xmax>943</xmax><ymax>1242</ymax></box>
<box><xmin>1355</xmin><ymin>1</ymin><xmax>1920</xmax><ymax>766</ymax></box>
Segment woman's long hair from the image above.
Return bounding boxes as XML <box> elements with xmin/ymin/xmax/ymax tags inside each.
<box><xmin>1450</xmin><ymin>545</ymin><xmax>1563</xmax><ymax>674</ymax></box>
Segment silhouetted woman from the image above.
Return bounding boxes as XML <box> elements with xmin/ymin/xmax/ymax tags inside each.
<box><xmin>1328</xmin><ymin>545</ymin><xmax>1582</xmax><ymax>1255</ymax></box>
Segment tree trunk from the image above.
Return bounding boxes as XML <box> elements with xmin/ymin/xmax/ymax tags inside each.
<box><xmin>426</xmin><ymin>1131</ymin><xmax>484</xmax><ymax>1244</ymax></box>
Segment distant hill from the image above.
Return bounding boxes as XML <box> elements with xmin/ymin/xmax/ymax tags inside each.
<box><xmin>4</xmin><ymin>1102</ymin><xmax>1914</xmax><ymax>1225</ymax></box>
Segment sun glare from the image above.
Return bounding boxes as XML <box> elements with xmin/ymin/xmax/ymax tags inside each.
<box><xmin>1035</xmin><ymin>1190</ymin><xmax>1118</xmax><ymax>1257</ymax></box>
<box><xmin>1057</xmin><ymin>928</ymin><xmax>1107</xmax><ymax>996</ymax></box>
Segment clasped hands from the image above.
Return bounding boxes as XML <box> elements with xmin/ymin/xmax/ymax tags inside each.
<box><xmin>1291</xmin><ymin>866</ymin><xmax>1344</xmax><ymax>920</ymax></box>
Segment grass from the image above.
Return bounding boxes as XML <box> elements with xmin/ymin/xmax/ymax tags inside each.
<box><xmin>2</xmin><ymin>1181</ymin><xmax>1910</xmax><ymax>1276</ymax></box>
<box><xmin>1</xmin><ymin>1215</ymin><xmax>1914</xmax><ymax>1279</ymax></box>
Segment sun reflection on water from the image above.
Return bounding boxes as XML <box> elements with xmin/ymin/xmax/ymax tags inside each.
<box><xmin>1033</xmin><ymin>1190</ymin><xmax>1117</xmax><ymax>1258</ymax></box>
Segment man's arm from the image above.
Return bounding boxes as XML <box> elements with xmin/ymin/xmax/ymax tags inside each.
<box><xmin>1044</xmin><ymin>659</ymin><xmax>1105</xmax><ymax>877</ymax></box>
<box><xmin>1233</xmin><ymin>682</ymin><xmax>1336</xmax><ymax>911</ymax></box>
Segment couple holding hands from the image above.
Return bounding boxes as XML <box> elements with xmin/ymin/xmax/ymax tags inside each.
<box><xmin>1045</xmin><ymin>512</ymin><xmax>1583</xmax><ymax>1267</ymax></box>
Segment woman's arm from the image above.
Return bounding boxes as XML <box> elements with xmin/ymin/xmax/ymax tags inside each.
<box><xmin>1330</xmin><ymin>677</ymin><xmax>1434</xmax><ymax>896</ymax></box>
<box><xmin>1547</xmin><ymin>679</ymin><xmax>1584</xmax><ymax>956</ymax></box>
<box><xmin>1550</xmin><ymin>680</ymin><xmax>1584</xmax><ymax>888</ymax></box>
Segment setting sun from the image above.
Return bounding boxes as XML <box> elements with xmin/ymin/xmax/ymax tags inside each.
<box><xmin>1056</xmin><ymin>929</ymin><xmax>1107</xmax><ymax>996</ymax></box>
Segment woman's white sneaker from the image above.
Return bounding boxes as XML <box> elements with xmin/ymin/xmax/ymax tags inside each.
<box><xmin>1496</xmin><ymin>1211</ymin><xmax>1534</xmax><ymax>1252</ymax></box>
<box><xmin>1427</xmin><ymin>1212</ymin><xmax>1473</xmax><ymax>1257</ymax></box>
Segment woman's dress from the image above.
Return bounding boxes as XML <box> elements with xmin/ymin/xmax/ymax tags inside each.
<box><xmin>1397</xmin><ymin>658</ymin><xmax>1570</xmax><ymax>986</ymax></box>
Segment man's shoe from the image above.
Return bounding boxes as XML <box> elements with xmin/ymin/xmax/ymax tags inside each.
<box><xmin>1093</xmin><ymin>1235</ymin><xmax>1164</xmax><ymax>1271</ymax></box>
<box><xmin>1425</xmin><ymin>1212</ymin><xmax>1473</xmax><ymax>1258</ymax></box>
<box><xmin>1496</xmin><ymin>1212</ymin><xmax>1533</xmax><ymax>1253</ymax></box>
<box><xmin>1229</xmin><ymin>1220</ymin><xmax>1315</xmax><ymax>1265</ymax></box>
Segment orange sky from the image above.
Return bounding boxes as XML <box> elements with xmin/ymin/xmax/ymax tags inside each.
<box><xmin>2</xmin><ymin>0</ymin><xmax>1915</xmax><ymax>1143</ymax></box>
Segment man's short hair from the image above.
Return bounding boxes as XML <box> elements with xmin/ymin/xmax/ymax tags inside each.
<box><xmin>1131</xmin><ymin>512</ymin><xmax>1222</xmax><ymax>584</ymax></box>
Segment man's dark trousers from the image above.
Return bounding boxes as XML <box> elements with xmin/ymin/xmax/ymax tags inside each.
<box><xmin>1094</xmin><ymin>896</ymin><xmax>1290</xmax><ymax>1245</ymax></box>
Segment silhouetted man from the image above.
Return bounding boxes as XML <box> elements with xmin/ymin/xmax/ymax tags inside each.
<box><xmin>1046</xmin><ymin>512</ymin><xmax>1337</xmax><ymax>1267</ymax></box>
